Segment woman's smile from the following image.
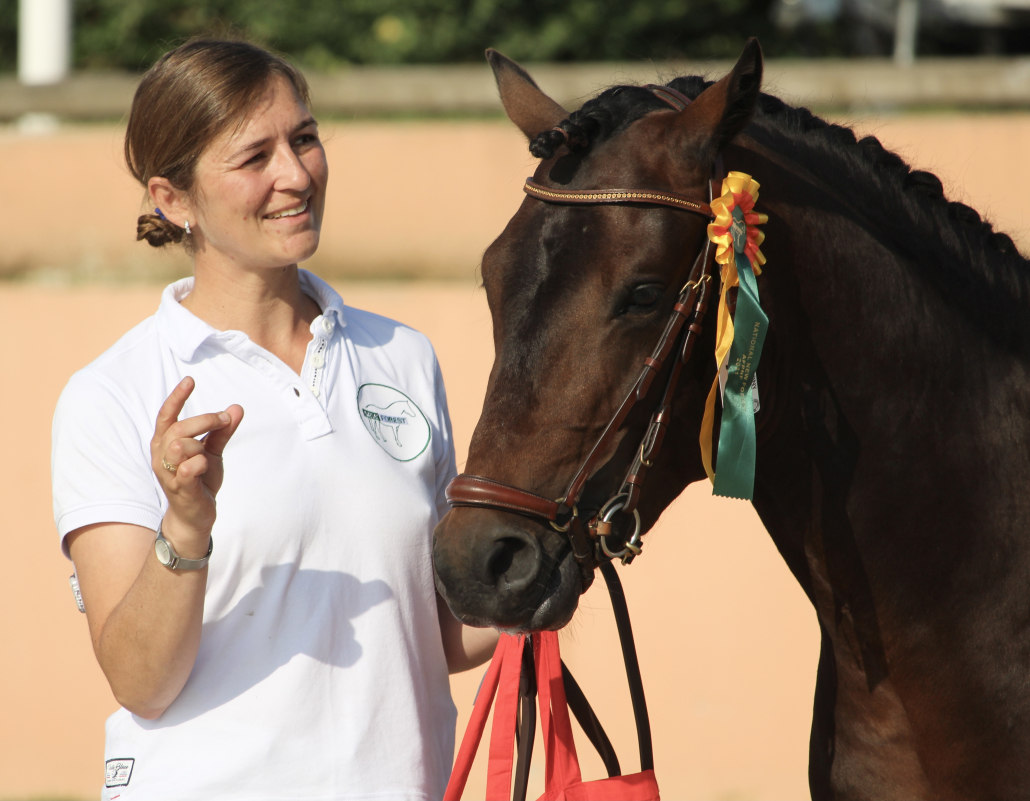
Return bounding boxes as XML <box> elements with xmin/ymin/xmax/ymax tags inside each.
<box><xmin>265</xmin><ymin>199</ymin><xmax>310</xmax><ymax>220</ymax></box>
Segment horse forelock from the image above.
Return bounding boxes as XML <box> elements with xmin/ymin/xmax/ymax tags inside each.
<box><xmin>529</xmin><ymin>73</ymin><xmax>1030</xmax><ymax>353</ymax></box>
<box><xmin>528</xmin><ymin>85</ymin><xmax>670</xmax><ymax>160</ymax></box>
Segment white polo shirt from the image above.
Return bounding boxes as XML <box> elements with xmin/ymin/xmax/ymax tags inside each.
<box><xmin>52</xmin><ymin>270</ymin><xmax>457</xmax><ymax>800</ymax></box>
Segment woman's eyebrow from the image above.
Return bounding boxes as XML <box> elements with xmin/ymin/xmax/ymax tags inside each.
<box><xmin>227</xmin><ymin>118</ymin><xmax>319</xmax><ymax>161</ymax></box>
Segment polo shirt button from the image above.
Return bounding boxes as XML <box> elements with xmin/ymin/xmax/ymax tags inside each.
<box><xmin>312</xmin><ymin>353</ymin><xmax>325</xmax><ymax>368</ymax></box>
<box><xmin>321</xmin><ymin>318</ymin><xmax>335</xmax><ymax>334</ymax></box>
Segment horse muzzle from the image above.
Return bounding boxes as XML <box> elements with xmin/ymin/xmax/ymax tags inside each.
<box><xmin>432</xmin><ymin>505</ymin><xmax>589</xmax><ymax>632</ymax></box>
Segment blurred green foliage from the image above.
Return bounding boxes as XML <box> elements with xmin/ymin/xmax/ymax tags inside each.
<box><xmin>0</xmin><ymin>0</ymin><xmax>784</xmax><ymax>73</ymax></box>
<box><xmin>0</xmin><ymin>0</ymin><xmax>14</xmax><ymax>69</ymax></box>
<box><xmin>2</xmin><ymin>0</ymin><xmax>1024</xmax><ymax>74</ymax></box>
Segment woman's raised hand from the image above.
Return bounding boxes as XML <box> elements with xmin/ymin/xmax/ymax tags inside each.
<box><xmin>151</xmin><ymin>376</ymin><xmax>244</xmax><ymax>539</ymax></box>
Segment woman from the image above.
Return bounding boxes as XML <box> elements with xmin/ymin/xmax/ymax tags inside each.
<box><xmin>51</xmin><ymin>37</ymin><xmax>496</xmax><ymax>800</ymax></box>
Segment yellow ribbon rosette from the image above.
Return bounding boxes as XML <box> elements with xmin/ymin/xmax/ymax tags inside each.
<box><xmin>708</xmin><ymin>172</ymin><xmax>767</xmax><ymax>274</ymax></box>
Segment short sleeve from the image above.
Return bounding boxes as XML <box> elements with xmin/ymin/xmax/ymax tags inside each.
<box><xmin>51</xmin><ymin>369</ymin><xmax>163</xmax><ymax>556</ymax></box>
<box><xmin>431</xmin><ymin>353</ymin><xmax>458</xmax><ymax>522</ymax></box>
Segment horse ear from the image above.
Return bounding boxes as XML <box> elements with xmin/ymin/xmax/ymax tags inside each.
<box><xmin>681</xmin><ymin>37</ymin><xmax>763</xmax><ymax>158</ymax></box>
<box><xmin>486</xmin><ymin>48</ymin><xmax>570</xmax><ymax>141</ymax></box>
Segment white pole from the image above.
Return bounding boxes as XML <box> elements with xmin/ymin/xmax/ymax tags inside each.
<box><xmin>893</xmin><ymin>0</ymin><xmax>920</xmax><ymax>66</ymax></box>
<box><xmin>18</xmin><ymin>0</ymin><xmax>72</xmax><ymax>85</ymax></box>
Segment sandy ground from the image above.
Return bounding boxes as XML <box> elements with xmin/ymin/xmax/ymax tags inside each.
<box><xmin>3</xmin><ymin>111</ymin><xmax>1029</xmax><ymax>800</ymax></box>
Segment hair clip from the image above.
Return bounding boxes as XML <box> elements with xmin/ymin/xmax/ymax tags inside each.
<box><xmin>154</xmin><ymin>207</ymin><xmax>168</xmax><ymax>220</ymax></box>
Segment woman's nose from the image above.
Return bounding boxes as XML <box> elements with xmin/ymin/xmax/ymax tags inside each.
<box><xmin>273</xmin><ymin>146</ymin><xmax>312</xmax><ymax>191</ymax></box>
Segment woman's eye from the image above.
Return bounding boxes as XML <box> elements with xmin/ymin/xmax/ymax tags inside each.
<box><xmin>618</xmin><ymin>283</ymin><xmax>664</xmax><ymax>315</ymax></box>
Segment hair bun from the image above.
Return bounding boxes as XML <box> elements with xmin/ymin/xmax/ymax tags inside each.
<box><xmin>136</xmin><ymin>213</ymin><xmax>185</xmax><ymax>247</ymax></box>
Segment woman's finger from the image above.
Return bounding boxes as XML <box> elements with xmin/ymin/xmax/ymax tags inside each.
<box><xmin>201</xmin><ymin>404</ymin><xmax>245</xmax><ymax>458</ymax></box>
<box><xmin>153</xmin><ymin>376</ymin><xmax>195</xmax><ymax>439</ymax></box>
<box><xmin>166</xmin><ymin>410</ymin><xmax>234</xmax><ymax>443</ymax></box>
<box><xmin>164</xmin><ymin>451</ymin><xmax>214</xmax><ymax>482</ymax></box>
<box><xmin>163</xmin><ymin>434</ymin><xmax>209</xmax><ymax>468</ymax></box>
<box><xmin>157</xmin><ymin>409</ymin><xmax>237</xmax><ymax>475</ymax></box>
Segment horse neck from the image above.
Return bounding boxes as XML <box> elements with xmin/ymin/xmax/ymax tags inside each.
<box><xmin>712</xmin><ymin>127</ymin><xmax>1030</xmax><ymax>797</ymax></box>
<box><xmin>718</xmin><ymin>135</ymin><xmax>1030</xmax><ymax>603</ymax></box>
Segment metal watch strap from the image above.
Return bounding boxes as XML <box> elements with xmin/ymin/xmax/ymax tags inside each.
<box><xmin>155</xmin><ymin>525</ymin><xmax>212</xmax><ymax>571</ymax></box>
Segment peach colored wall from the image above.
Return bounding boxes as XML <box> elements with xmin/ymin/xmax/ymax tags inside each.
<box><xmin>2</xmin><ymin>112</ymin><xmax>1028</xmax><ymax>799</ymax></box>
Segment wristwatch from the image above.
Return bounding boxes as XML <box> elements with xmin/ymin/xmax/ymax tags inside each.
<box><xmin>155</xmin><ymin>525</ymin><xmax>213</xmax><ymax>571</ymax></box>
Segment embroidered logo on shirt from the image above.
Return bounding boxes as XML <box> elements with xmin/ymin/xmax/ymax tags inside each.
<box><xmin>105</xmin><ymin>758</ymin><xmax>134</xmax><ymax>788</ymax></box>
<box><xmin>356</xmin><ymin>384</ymin><xmax>431</xmax><ymax>461</ymax></box>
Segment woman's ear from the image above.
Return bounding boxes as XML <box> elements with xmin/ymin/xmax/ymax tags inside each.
<box><xmin>147</xmin><ymin>177</ymin><xmax>191</xmax><ymax>227</ymax></box>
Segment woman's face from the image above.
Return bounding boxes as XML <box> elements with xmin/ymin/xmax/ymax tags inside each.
<box><xmin>188</xmin><ymin>75</ymin><xmax>328</xmax><ymax>275</ymax></box>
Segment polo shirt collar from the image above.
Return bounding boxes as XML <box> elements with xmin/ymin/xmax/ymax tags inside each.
<box><xmin>299</xmin><ymin>269</ymin><xmax>347</xmax><ymax>331</ymax></box>
<box><xmin>156</xmin><ymin>269</ymin><xmax>348</xmax><ymax>362</ymax></box>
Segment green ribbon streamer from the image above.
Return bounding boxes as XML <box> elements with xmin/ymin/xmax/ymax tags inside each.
<box><xmin>713</xmin><ymin>206</ymin><xmax>768</xmax><ymax>500</ymax></box>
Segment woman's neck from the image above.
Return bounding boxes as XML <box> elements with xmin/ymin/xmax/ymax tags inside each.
<box><xmin>181</xmin><ymin>264</ymin><xmax>322</xmax><ymax>374</ymax></box>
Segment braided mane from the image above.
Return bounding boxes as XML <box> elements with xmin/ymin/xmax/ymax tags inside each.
<box><xmin>530</xmin><ymin>77</ymin><xmax>1030</xmax><ymax>353</ymax></box>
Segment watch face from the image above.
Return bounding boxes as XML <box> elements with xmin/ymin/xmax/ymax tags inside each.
<box><xmin>155</xmin><ymin>537</ymin><xmax>172</xmax><ymax>566</ymax></box>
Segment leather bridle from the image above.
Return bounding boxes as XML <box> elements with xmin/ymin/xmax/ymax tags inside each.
<box><xmin>446</xmin><ymin>85</ymin><xmax>723</xmax><ymax>571</ymax></box>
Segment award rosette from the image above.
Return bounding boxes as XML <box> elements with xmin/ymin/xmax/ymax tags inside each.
<box><xmin>700</xmin><ymin>171</ymin><xmax>768</xmax><ymax>500</ymax></box>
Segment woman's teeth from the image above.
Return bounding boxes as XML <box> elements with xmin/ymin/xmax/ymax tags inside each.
<box><xmin>268</xmin><ymin>200</ymin><xmax>308</xmax><ymax>219</ymax></box>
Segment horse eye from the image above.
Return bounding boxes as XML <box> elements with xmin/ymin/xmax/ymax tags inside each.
<box><xmin>618</xmin><ymin>283</ymin><xmax>664</xmax><ymax>315</ymax></box>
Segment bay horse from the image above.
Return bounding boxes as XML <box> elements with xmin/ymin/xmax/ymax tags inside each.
<box><xmin>432</xmin><ymin>38</ymin><xmax>1030</xmax><ymax>799</ymax></box>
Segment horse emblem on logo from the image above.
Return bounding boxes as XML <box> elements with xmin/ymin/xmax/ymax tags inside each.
<box><xmin>356</xmin><ymin>384</ymin><xmax>431</xmax><ymax>461</ymax></box>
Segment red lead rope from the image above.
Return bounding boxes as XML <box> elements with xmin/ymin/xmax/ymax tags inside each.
<box><xmin>445</xmin><ymin>562</ymin><xmax>659</xmax><ymax>801</ymax></box>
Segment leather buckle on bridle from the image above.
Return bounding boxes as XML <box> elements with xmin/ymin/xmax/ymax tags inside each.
<box><xmin>549</xmin><ymin>502</ymin><xmax>579</xmax><ymax>533</ymax></box>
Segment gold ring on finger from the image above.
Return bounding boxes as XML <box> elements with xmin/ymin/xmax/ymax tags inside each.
<box><xmin>161</xmin><ymin>457</ymin><xmax>178</xmax><ymax>474</ymax></box>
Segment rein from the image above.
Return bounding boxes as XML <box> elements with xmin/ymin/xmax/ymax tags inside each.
<box><xmin>446</xmin><ymin>86</ymin><xmax>722</xmax><ymax>570</ymax></box>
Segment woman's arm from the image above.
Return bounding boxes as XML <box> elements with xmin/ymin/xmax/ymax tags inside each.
<box><xmin>437</xmin><ymin>592</ymin><xmax>500</xmax><ymax>674</ymax></box>
<box><xmin>68</xmin><ymin>521</ymin><xmax>210</xmax><ymax>719</ymax></box>
<box><xmin>68</xmin><ymin>377</ymin><xmax>243</xmax><ymax>719</ymax></box>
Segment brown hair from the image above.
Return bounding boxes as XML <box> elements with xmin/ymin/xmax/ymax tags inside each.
<box><xmin>126</xmin><ymin>37</ymin><xmax>311</xmax><ymax>248</ymax></box>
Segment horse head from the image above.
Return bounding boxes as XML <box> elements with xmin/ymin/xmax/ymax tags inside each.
<box><xmin>433</xmin><ymin>41</ymin><xmax>764</xmax><ymax>631</ymax></box>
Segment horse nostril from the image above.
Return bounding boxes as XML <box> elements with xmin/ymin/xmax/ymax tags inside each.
<box><xmin>485</xmin><ymin>533</ymin><xmax>541</xmax><ymax>592</ymax></box>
